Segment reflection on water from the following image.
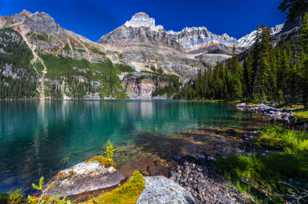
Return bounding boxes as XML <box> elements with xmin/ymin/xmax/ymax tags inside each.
<box><xmin>0</xmin><ymin>100</ymin><xmax>256</xmax><ymax>192</ymax></box>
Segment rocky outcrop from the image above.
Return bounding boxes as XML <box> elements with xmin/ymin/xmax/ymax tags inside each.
<box><xmin>122</xmin><ymin>72</ymin><xmax>173</xmax><ymax>99</ymax></box>
<box><xmin>236</xmin><ymin>103</ymin><xmax>294</xmax><ymax>123</ymax></box>
<box><xmin>137</xmin><ymin>176</ymin><xmax>195</xmax><ymax>204</ymax></box>
<box><xmin>43</xmin><ymin>161</ymin><xmax>125</xmax><ymax>197</ymax></box>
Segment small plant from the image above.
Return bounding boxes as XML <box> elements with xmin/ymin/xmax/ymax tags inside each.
<box><xmin>8</xmin><ymin>189</ymin><xmax>24</xmax><ymax>204</ymax></box>
<box><xmin>104</xmin><ymin>140</ymin><xmax>115</xmax><ymax>162</ymax></box>
<box><xmin>32</xmin><ymin>177</ymin><xmax>44</xmax><ymax>191</ymax></box>
<box><xmin>87</xmin><ymin>141</ymin><xmax>116</xmax><ymax>167</ymax></box>
<box><xmin>27</xmin><ymin>177</ymin><xmax>73</xmax><ymax>204</ymax></box>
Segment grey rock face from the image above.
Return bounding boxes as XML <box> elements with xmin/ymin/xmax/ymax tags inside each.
<box><xmin>137</xmin><ymin>176</ymin><xmax>195</xmax><ymax>204</ymax></box>
<box><xmin>100</xmin><ymin>12</ymin><xmax>244</xmax><ymax>79</ymax></box>
<box><xmin>44</xmin><ymin>161</ymin><xmax>125</xmax><ymax>197</ymax></box>
<box><xmin>122</xmin><ymin>72</ymin><xmax>172</xmax><ymax>99</ymax></box>
<box><xmin>100</xmin><ymin>13</ymin><xmax>240</xmax><ymax>54</ymax></box>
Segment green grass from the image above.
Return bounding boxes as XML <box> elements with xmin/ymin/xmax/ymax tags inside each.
<box><xmin>256</xmin><ymin>126</ymin><xmax>308</xmax><ymax>152</ymax></box>
<box><xmin>216</xmin><ymin>126</ymin><xmax>308</xmax><ymax>203</ymax></box>
<box><xmin>294</xmin><ymin>111</ymin><xmax>308</xmax><ymax>121</ymax></box>
<box><xmin>84</xmin><ymin>171</ymin><xmax>145</xmax><ymax>204</ymax></box>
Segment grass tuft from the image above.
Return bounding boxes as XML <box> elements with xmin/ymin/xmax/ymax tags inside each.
<box><xmin>216</xmin><ymin>126</ymin><xmax>308</xmax><ymax>203</ymax></box>
<box><xmin>84</xmin><ymin>171</ymin><xmax>145</xmax><ymax>204</ymax></box>
<box><xmin>294</xmin><ymin>111</ymin><xmax>308</xmax><ymax>121</ymax></box>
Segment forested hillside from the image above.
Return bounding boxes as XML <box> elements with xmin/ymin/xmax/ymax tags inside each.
<box><xmin>179</xmin><ymin>0</ymin><xmax>308</xmax><ymax>107</ymax></box>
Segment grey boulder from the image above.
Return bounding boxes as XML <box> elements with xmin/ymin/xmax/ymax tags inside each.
<box><xmin>137</xmin><ymin>176</ymin><xmax>195</xmax><ymax>204</ymax></box>
<box><xmin>43</xmin><ymin>161</ymin><xmax>125</xmax><ymax>197</ymax></box>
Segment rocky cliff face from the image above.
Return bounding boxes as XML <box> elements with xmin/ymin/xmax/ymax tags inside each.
<box><xmin>100</xmin><ymin>12</ymin><xmax>286</xmax><ymax>82</ymax></box>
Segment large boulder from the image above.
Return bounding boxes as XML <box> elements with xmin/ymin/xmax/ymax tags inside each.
<box><xmin>43</xmin><ymin>161</ymin><xmax>125</xmax><ymax>197</ymax></box>
<box><xmin>137</xmin><ymin>176</ymin><xmax>195</xmax><ymax>204</ymax></box>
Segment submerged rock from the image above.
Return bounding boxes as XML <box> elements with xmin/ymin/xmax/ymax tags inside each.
<box><xmin>43</xmin><ymin>161</ymin><xmax>125</xmax><ymax>197</ymax></box>
<box><xmin>137</xmin><ymin>176</ymin><xmax>195</xmax><ymax>204</ymax></box>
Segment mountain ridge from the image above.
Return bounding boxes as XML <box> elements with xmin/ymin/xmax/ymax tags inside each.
<box><xmin>0</xmin><ymin>10</ymin><xmax>286</xmax><ymax>99</ymax></box>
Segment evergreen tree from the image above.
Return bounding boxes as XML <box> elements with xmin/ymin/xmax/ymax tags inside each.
<box><xmin>253</xmin><ymin>27</ymin><xmax>272</xmax><ymax>101</ymax></box>
<box><xmin>243</xmin><ymin>54</ymin><xmax>253</xmax><ymax>99</ymax></box>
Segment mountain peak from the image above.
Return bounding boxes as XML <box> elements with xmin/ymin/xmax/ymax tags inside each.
<box><xmin>132</xmin><ymin>12</ymin><xmax>151</xmax><ymax>19</ymax></box>
<box><xmin>19</xmin><ymin>9</ymin><xmax>33</xmax><ymax>17</ymax></box>
<box><xmin>124</xmin><ymin>12</ymin><xmax>164</xmax><ymax>31</ymax></box>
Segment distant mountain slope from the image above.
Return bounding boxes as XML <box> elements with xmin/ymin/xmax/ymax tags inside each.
<box><xmin>0</xmin><ymin>10</ymin><xmax>286</xmax><ymax>99</ymax></box>
<box><xmin>0</xmin><ymin>10</ymin><xmax>130</xmax><ymax>100</ymax></box>
<box><xmin>99</xmin><ymin>12</ymin><xmax>241</xmax><ymax>80</ymax></box>
<box><xmin>100</xmin><ymin>12</ymin><xmax>284</xmax><ymax>81</ymax></box>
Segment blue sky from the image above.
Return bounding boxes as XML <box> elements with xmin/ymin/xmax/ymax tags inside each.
<box><xmin>0</xmin><ymin>0</ymin><xmax>285</xmax><ymax>41</ymax></box>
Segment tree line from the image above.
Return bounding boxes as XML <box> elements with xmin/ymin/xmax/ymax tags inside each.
<box><xmin>179</xmin><ymin>1</ymin><xmax>308</xmax><ymax>107</ymax></box>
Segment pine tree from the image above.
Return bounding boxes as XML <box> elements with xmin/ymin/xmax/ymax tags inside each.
<box><xmin>243</xmin><ymin>54</ymin><xmax>254</xmax><ymax>99</ymax></box>
<box><xmin>253</xmin><ymin>27</ymin><xmax>272</xmax><ymax>101</ymax></box>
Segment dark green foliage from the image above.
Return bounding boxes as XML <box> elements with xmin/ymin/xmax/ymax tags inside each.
<box><xmin>279</xmin><ymin>0</ymin><xmax>308</xmax><ymax>22</ymax></box>
<box><xmin>253</xmin><ymin>27</ymin><xmax>272</xmax><ymax>101</ymax></box>
<box><xmin>42</xmin><ymin>54</ymin><xmax>127</xmax><ymax>98</ymax></box>
<box><xmin>0</xmin><ymin>28</ymin><xmax>38</xmax><ymax>99</ymax></box>
<box><xmin>0</xmin><ymin>28</ymin><xmax>33</xmax><ymax>68</ymax></box>
<box><xmin>178</xmin><ymin>57</ymin><xmax>243</xmax><ymax>100</ymax></box>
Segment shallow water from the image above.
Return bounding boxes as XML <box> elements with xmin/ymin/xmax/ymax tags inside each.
<box><xmin>0</xmin><ymin>100</ymin><xmax>259</xmax><ymax>192</ymax></box>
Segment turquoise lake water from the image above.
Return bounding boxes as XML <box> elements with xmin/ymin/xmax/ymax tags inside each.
<box><xmin>0</xmin><ymin>100</ymin><xmax>258</xmax><ymax>193</ymax></box>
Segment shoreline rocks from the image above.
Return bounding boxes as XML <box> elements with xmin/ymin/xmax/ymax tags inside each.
<box><xmin>43</xmin><ymin>161</ymin><xmax>125</xmax><ymax>197</ymax></box>
<box><xmin>137</xmin><ymin>176</ymin><xmax>195</xmax><ymax>204</ymax></box>
<box><xmin>171</xmin><ymin>157</ymin><xmax>246</xmax><ymax>204</ymax></box>
<box><xmin>236</xmin><ymin>103</ymin><xmax>294</xmax><ymax>123</ymax></box>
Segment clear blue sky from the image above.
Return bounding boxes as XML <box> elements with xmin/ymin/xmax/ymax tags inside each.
<box><xmin>0</xmin><ymin>0</ymin><xmax>285</xmax><ymax>41</ymax></box>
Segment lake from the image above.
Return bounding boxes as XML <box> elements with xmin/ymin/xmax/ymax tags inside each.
<box><xmin>0</xmin><ymin>100</ymin><xmax>259</xmax><ymax>193</ymax></box>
